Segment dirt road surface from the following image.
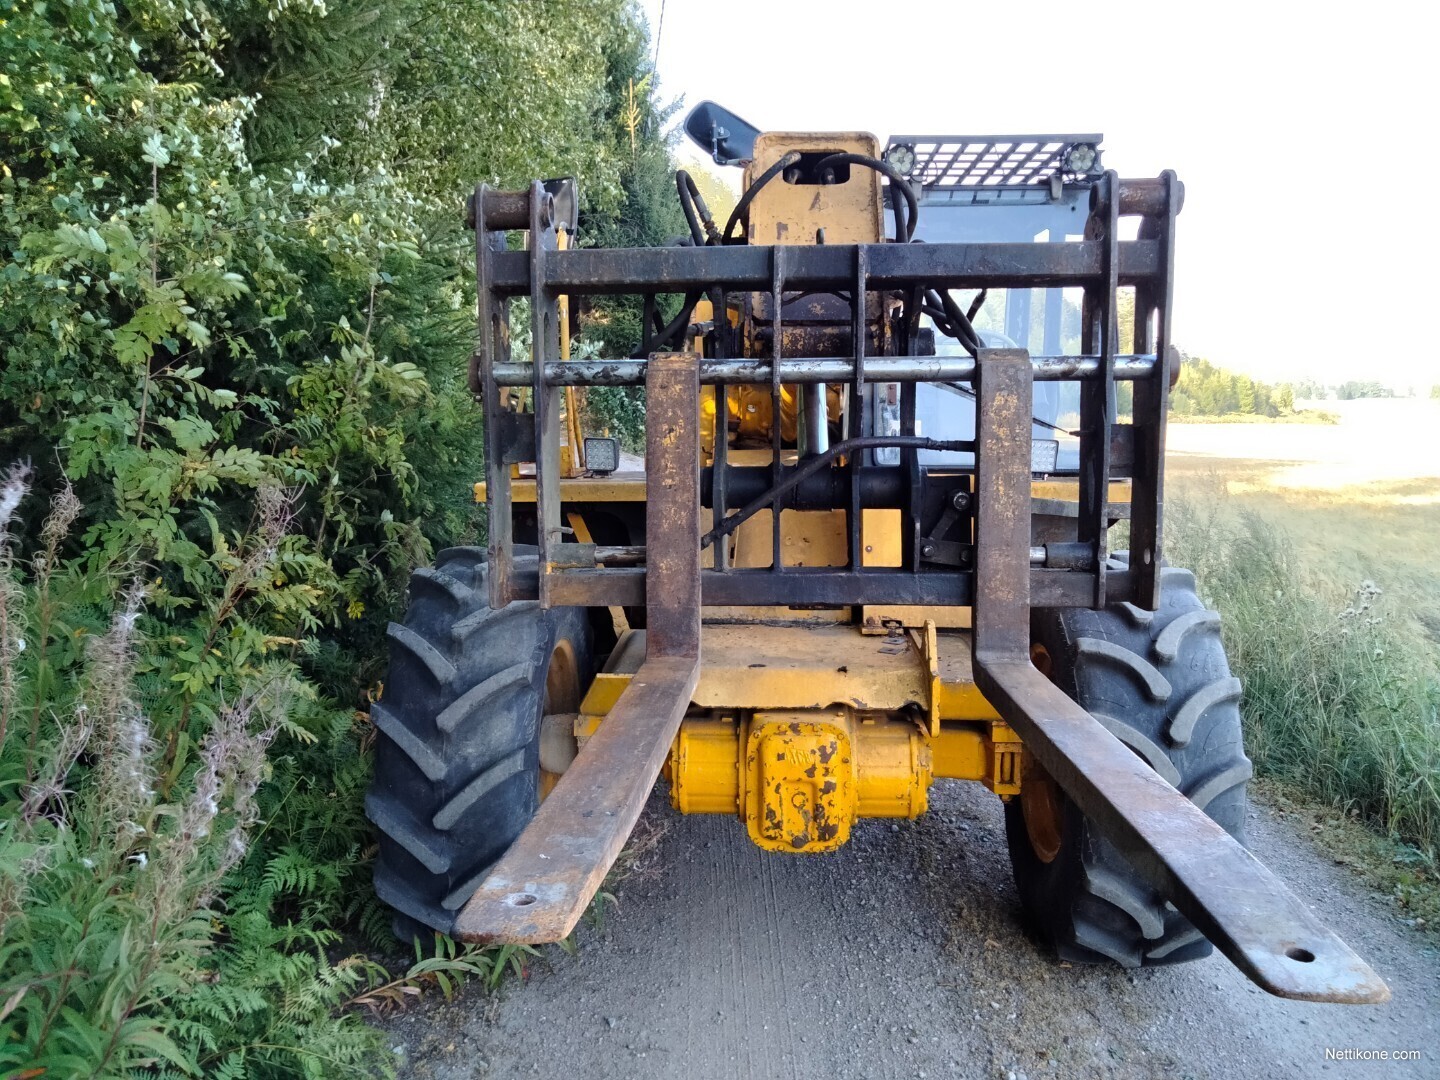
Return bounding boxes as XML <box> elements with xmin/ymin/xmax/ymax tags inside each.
<box><xmin>388</xmin><ymin>782</ymin><xmax>1439</xmax><ymax>1080</ymax></box>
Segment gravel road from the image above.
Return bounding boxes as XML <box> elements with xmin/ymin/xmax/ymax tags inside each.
<box><xmin>388</xmin><ymin>782</ymin><xmax>1439</xmax><ymax>1080</ymax></box>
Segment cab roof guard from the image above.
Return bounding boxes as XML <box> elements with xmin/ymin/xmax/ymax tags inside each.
<box><xmin>884</xmin><ymin>134</ymin><xmax>1103</xmax><ymax>189</ymax></box>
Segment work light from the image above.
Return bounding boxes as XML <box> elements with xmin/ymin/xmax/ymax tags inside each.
<box><xmin>1063</xmin><ymin>142</ymin><xmax>1099</xmax><ymax>175</ymax></box>
<box><xmin>883</xmin><ymin>143</ymin><xmax>917</xmax><ymax>178</ymax></box>
<box><xmin>583</xmin><ymin>436</ymin><xmax>620</xmax><ymax>476</ymax></box>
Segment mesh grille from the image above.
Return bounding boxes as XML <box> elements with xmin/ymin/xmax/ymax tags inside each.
<box><xmin>885</xmin><ymin>135</ymin><xmax>1102</xmax><ymax>188</ymax></box>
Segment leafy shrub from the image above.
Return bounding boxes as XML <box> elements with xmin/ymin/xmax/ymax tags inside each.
<box><xmin>0</xmin><ymin>0</ymin><xmax>678</xmax><ymax>1073</ymax></box>
<box><xmin>0</xmin><ymin>469</ymin><xmax>375</xmax><ymax>1076</ymax></box>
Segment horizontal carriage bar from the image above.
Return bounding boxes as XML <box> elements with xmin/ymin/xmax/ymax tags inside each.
<box><xmin>483</xmin><ymin>240</ymin><xmax>1162</xmax><ymax>295</ymax></box>
<box><xmin>490</xmin><ymin>353</ymin><xmax>1160</xmax><ymax>387</ymax></box>
<box><xmin>503</xmin><ymin>566</ymin><xmax>1125</xmax><ymax>608</ymax></box>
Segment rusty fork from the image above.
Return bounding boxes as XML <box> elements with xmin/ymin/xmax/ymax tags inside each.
<box><xmin>968</xmin><ymin>348</ymin><xmax>1388</xmax><ymax>1004</ymax></box>
<box><xmin>454</xmin><ymin>353</ymin><xmax>702</xmax><ymax>944</ymax></box>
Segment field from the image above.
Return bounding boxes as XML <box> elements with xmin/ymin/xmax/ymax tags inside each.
<box><xmin>1162</xmin><ymin>398</ymin><xmax>1440</xmax><ymax>922</ymax></box>
<box><xmin>1167</xmin><ymin>398</ymin><xmax>1440</xmax><ymax>647</ymax></box>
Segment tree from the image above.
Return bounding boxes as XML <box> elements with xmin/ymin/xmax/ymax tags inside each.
<box><xmin>1237</xmin><ymin>375</ymin><xmax>1256</xmax><ymax>414</ymax></box>
<box><xmin>1336</xmin><ymin>381</ymin><xmax>1392</xmax><ymax>400</ymax></box>
<box><xmin>1168</xmin><ymin>357</ymin><xmax>1293</xmax><ymax>418</ymax></box>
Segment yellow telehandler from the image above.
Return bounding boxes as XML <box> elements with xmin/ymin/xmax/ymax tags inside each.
<box><xmin>365</xmin><ymin>104</ymin><xmax>1387</xmax><ymax>1003</ymax></box>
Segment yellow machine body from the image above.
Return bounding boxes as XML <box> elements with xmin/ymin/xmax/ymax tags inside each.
<box><xmin>567</xmin><ymin>623</ymin><xmax>1022</xmax><ymax>854</ymax></box>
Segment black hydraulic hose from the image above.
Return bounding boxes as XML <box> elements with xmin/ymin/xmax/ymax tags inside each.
<box><xmin>670</xmin><ymin>171</ymin><xmax>732</xmax><ymax>355</ymax></box>
<box><xmin>699</xmin><ymin>435</ymin><xmax>973</xmax><ymax>549</ymax></box>
<box><xmin>966</xmin><ymin>289</ymin><xmax>988</xmax><ymax>323</ymax></box>
<box><xmin>814</xmin><ymin>152</ymin><xmax>919</xmax><ymax>243</ymax></box>
<box><xmin>632</xmin><ymin>290</ymin><xmax>704</xmax><ymax>358</ymax></box>
<box><xmin>923</xmin><ymin>288</ymin><xmax>982</xmax><ymax>356</ymax></box>
<box><xmin>890</xmin><ymin>182</ymin><xmax>910</xmax><ymax>247</ymax></box>
<box><xmin>937</xmin><ymin>288</ymin><xmax>982</xmax><ymax>351</ymax></box>
<box><xmin>722</xmin><ymin>151</ymin><xmax>802</xmax><ymax>243</ymax></box>
<box><xmin>675</xmin><ymin>170</ymin><xmax>722</xmax><ymax>246</ymax></box>
<box><xmin>676</xmin><ymin>172</ymin><xmax>706</xmax><ymax>246</ymax></box>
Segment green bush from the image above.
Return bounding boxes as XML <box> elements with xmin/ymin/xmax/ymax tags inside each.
<box><xmin>1168</xmin><ymin>500</ymin><xmax>1440</xmax><ymax>861</ymax></box>
<box><xmin>0</xmin><ymin>0</ymin><xmax>678</xmax><ymax>1073</ymax></box>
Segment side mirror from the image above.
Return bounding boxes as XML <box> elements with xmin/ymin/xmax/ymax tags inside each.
<box><xmin>683</xmin><ymin>100</ymin><xmax>761</xmax><ymax>167</ymax></box>
<box><xmin>542</xmin><ymin>177</ymin><xmax>579</xmax><ymax>233</ymax></box>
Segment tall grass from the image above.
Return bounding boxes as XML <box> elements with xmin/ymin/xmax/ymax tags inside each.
<box><xmin>1168</xmin><ymin>497</ymin><xmax>1440</xmax><ymax>861</ymax></box>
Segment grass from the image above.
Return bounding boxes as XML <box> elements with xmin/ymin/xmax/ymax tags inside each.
<box><xmin>1167</xmin><ymin>458</ymin><xmax>1440</xmax><ymax>659</ymax></box>
<box><xmin>1163</xmin><ymin>467</ymin><xmax>1440</xmax><ymax>869</ymax></box>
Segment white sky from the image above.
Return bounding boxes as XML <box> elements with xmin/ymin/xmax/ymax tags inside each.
<box><xmin>639</xmin><ymin>0</ymin><xmax>1436</xmax><ymax>390</ymax></box>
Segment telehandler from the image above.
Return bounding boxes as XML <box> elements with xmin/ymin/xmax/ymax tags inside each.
<box><xmin>365</xmin><ymin>103</ymin><xmax>1388</xmax><ymax>1003</ymax></box>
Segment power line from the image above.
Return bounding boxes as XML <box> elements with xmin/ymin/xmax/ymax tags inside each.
<box><xmin>653</xmin><ymin>0</ymin><xmax>665</xmax><ymax>69</ymax></box>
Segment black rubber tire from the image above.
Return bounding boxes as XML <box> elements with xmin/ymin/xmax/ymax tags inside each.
<box><xmin>1004</xmin><ymin>558</ymin><xmax>1252</xmax><ymax>967</ymax></box>
<box><xmin>365</xmin><ymin>546</ymin><xmax>592</xmax><ymax>939</ymax></box>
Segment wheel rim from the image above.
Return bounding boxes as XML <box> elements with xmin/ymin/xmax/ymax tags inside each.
<box><xmin>538</xmin><ymin>639</ymin><xmax>582</xmax><ymax>801</ymax></box>
<box><xmin>1020</xmin><ymin>754</ymin><xmax>1064</xmax><ymax>863</ymax></box>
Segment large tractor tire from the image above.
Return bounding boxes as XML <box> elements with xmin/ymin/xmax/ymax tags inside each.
<box><xmin>1004</xmin><ymin>559</ymin><xmax>1252</xmax><ymax>967</ymax></box>
<box><xmin>366</xmin><ymin>546</ymin><xmax>592</xmax><ymax>939</ymax></box>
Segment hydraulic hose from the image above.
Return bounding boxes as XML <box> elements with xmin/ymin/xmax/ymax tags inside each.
<box><xmin>699</xmin><ymin>434</ymin><xmax>974</xmax><ymax>549</ymax></box>
<box><xmin>675</xmin><ymin>170</ymin><xmax>722</xmax><ymax>246</ymax></box>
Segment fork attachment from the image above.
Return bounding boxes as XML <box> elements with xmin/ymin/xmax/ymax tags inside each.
<box><xmin>453</xmin><ymin>354</ymin><xmax>702</xmax><ymax>944</ymax></box>
<box><xmin>969</xmin><ymin>348</ymin><xmax>1388</xmax><ymax>1005</ymax></box>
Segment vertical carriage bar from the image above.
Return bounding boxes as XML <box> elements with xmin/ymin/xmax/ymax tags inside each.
<box><xmin>645</xmin><ymin>353</ymin><xmax>702</xmax><ymax>657</ymax></box>
<box><xmin>1078</xmin><ymin>173</ymin><xmax>1120</xmax><ymax>606</ymax></box>
<box><xmin>711</xmin><ymin>385</ymin><xmax>730</xmax><ymax>571</ymax></box>
<box><xmin>711</xmin><ymin>281</ymin><xmax>730</xmax><ymax>572</ymax></box>
<box><xmin>847</xmin><ymin>248</ymin><xmax>868</xmax><ymax>570</ymax></box>
<box><xmin>900</xmin><ymin>288</ymin><xmax>920</xmax><ymax>572</ymax></box>
<box><xmin>530</xmin><ymin>181</ymin><xmax>563</xmax><ymax>608</ymax></box>
<box><xmin>477</xmin><ymin>185</ymin><xmax>514</xmax><ymax>607</ymax></box>
<box><xmin>1128</xmin><ymin>173</ymin><xmax>1178</xmax><ymax>609</ymax></box>
<box><xmin>972</xmin><ymin>348</ymin><xmax>1034</xmax><ymax>655</ymax></box>
<box><xmin>770</xmin><ymin>247</ymin><xmax>785</xmax><ymax>574</ymax></box>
